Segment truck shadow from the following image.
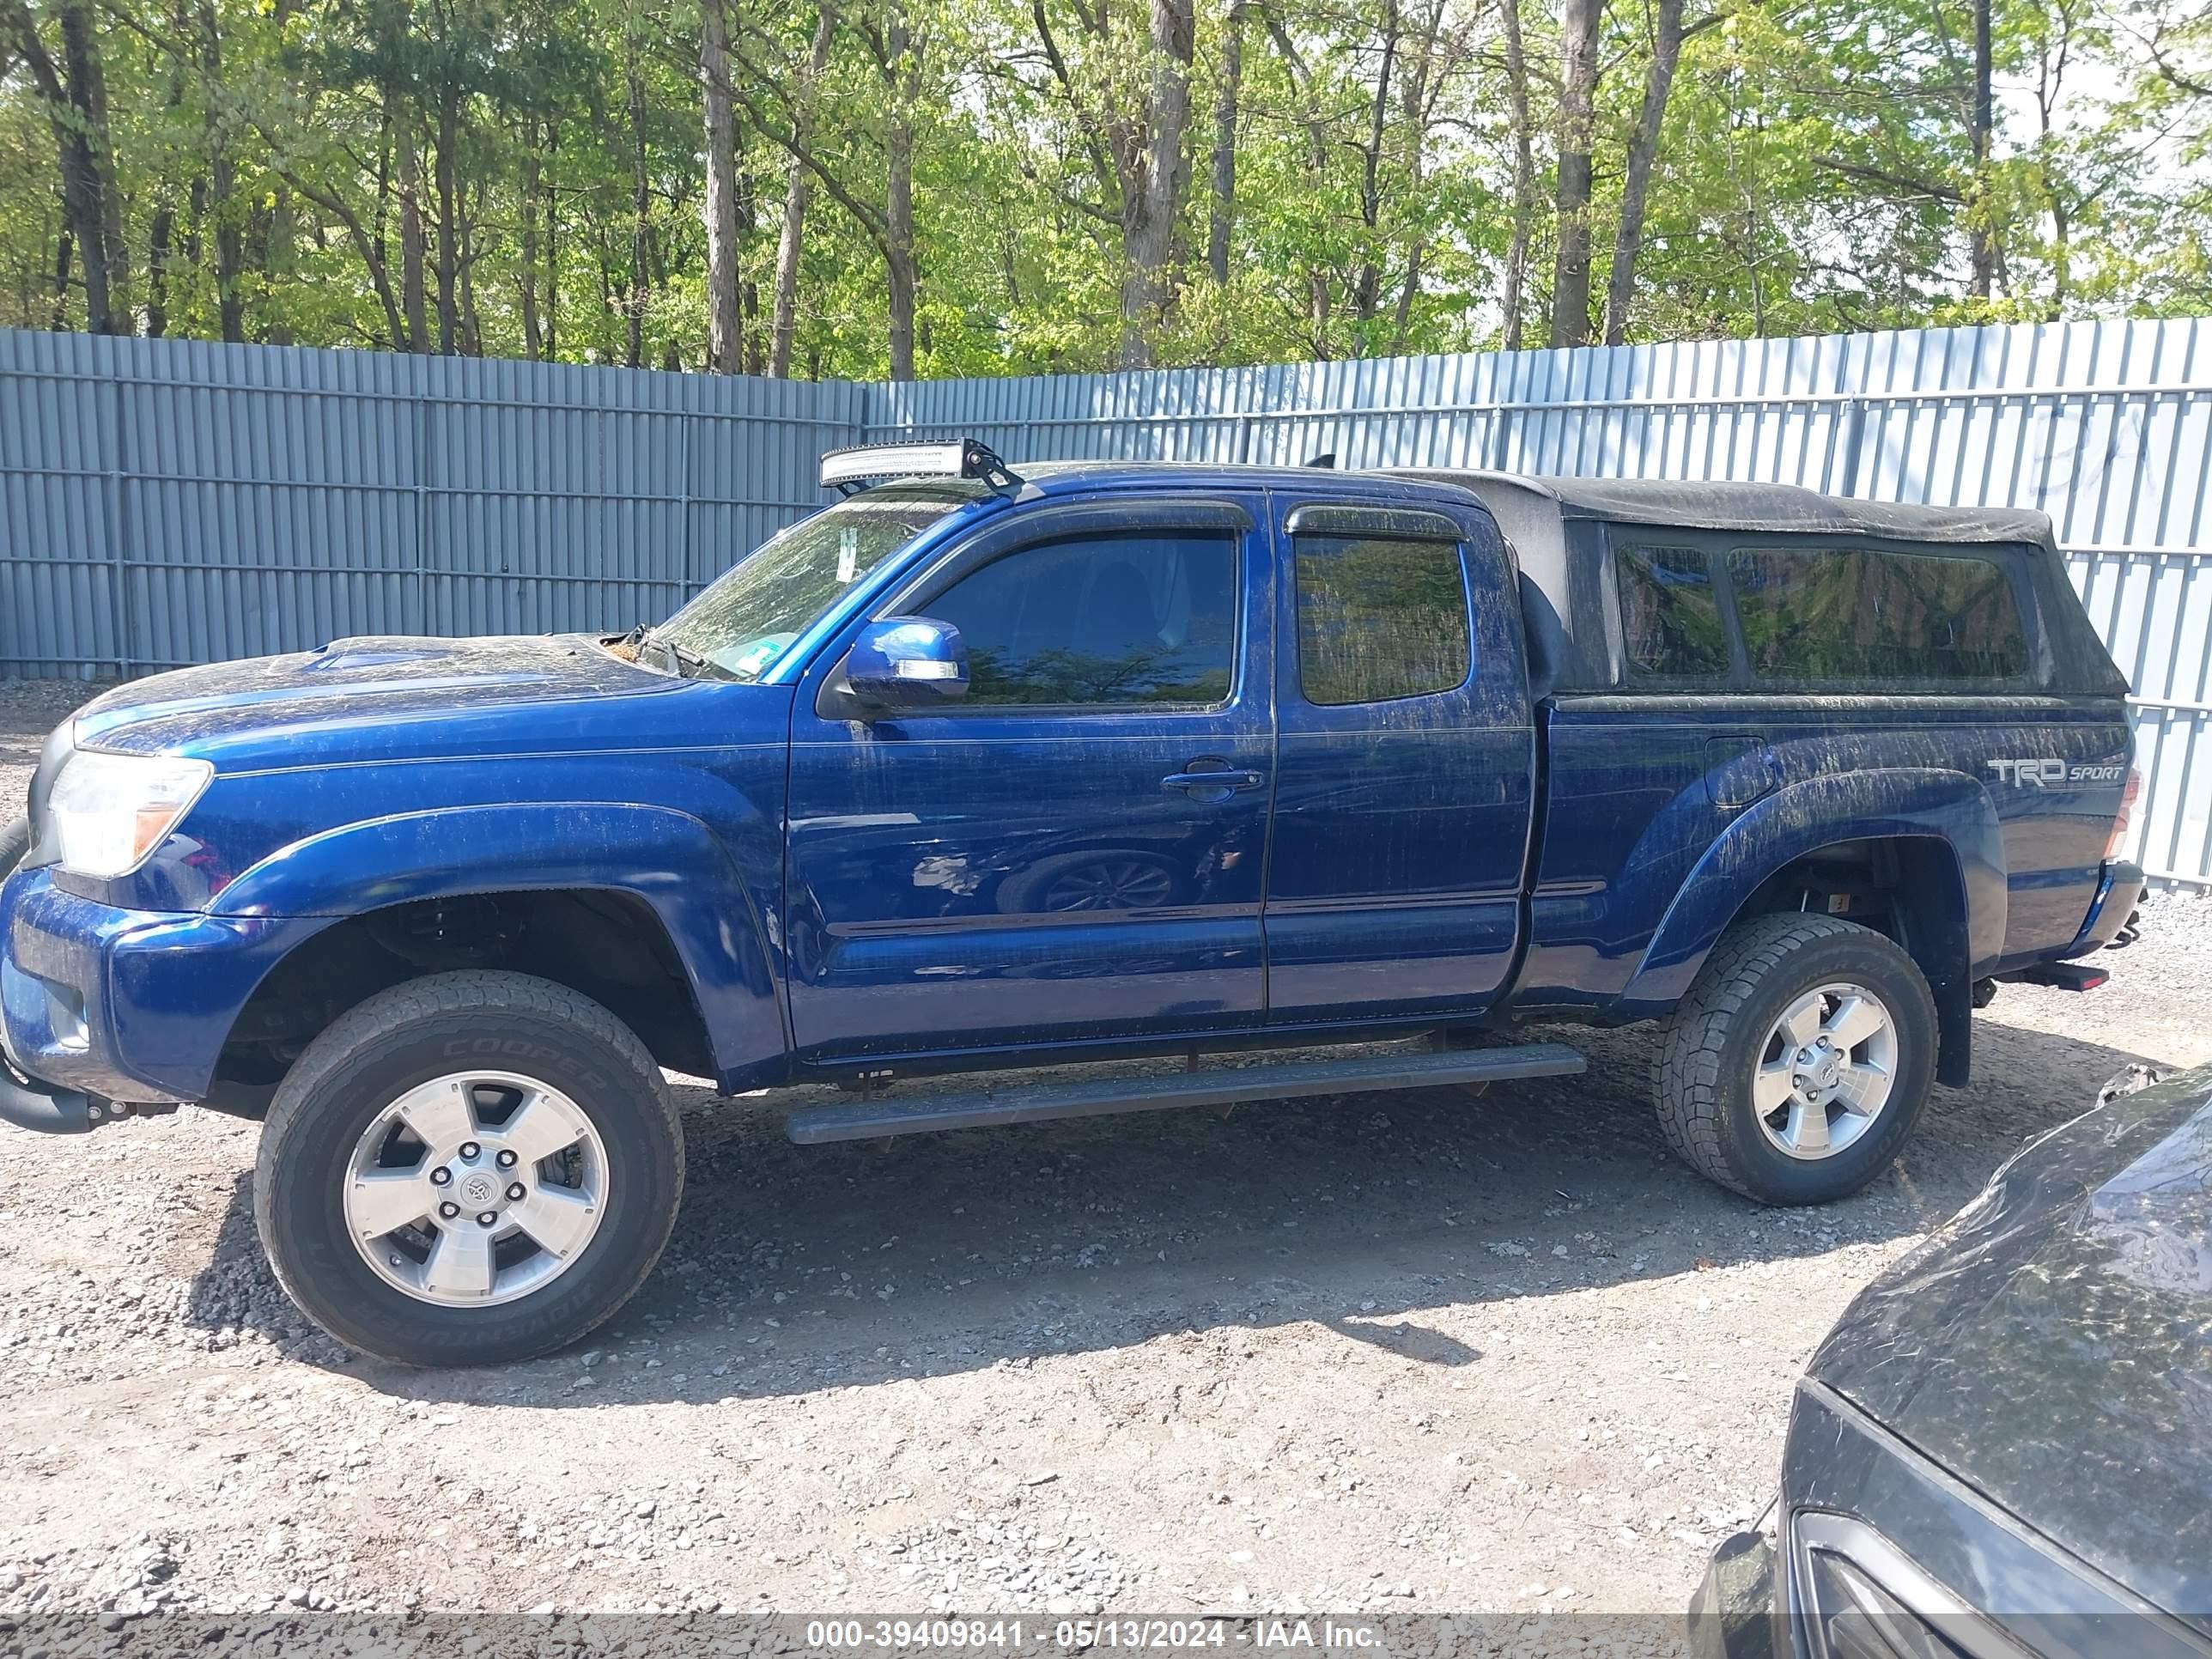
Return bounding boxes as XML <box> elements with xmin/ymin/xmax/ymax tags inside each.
<box><xmin>185</xmin><ymin>1012</ymin><xmax>2167</xmax><ymax>1402</ymax></box>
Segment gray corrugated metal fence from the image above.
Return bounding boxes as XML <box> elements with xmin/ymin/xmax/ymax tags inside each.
<box><xmin>0</xmin><ymin>330</ymin><xmax>868</xmax><ymax>675</ymax></box>
<box><xmin>3</xmin><ymin>319</ymin><xmax>2207</xmax><ymax>885</ymax></box>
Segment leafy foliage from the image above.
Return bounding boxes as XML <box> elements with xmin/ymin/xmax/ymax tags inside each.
<box><xmin>0</xmin><ymin>0</ymin><xmax>2203</xmax><ymax>375</ymax></box>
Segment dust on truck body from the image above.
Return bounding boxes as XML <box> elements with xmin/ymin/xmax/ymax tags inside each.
<box><xmin>0</xmin><ymin>441</ymin><xmax>2145</xmax><ymax>1366</ymax></box>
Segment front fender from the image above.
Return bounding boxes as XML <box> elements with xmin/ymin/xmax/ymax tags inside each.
<box><xmin>1617</xmin><ymin>768</ymin><xmax>2006</xmax><ymax>1017</ymax></box>
<box><xmin>211</xmin><ymin>803</ymin><xmax>785</xmax><ymax>1085</ymax></box>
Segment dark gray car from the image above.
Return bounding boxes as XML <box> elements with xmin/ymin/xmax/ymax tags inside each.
<box><xmin>1691</xmin><ymin>1062</ymin><xmax>2212</xmax><ymax>1659</ymax></box>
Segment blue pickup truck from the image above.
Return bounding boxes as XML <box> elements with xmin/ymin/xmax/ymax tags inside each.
<box><xmin>0</xmin><ymin>441</ymin><xmax>2144</xmax><ymax>1366</ymax></box>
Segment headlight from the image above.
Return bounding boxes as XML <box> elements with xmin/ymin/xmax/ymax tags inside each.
<box><xmin>46</xmin><ymin>750</ymin><xmax>214</xmax><ymax>878</ymax></box>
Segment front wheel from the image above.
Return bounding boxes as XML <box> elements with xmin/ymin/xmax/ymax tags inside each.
<box><xmin>1654</xmin><ymin>914</ymin><xmax>1936</xmax><ymax>1205</ymax></box>
<box><xmin>254</xmin><ymin>971</ymin><xmax>684</xmax><ymax>1366</ymax></box>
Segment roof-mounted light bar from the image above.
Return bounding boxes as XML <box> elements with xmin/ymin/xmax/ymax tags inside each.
<box><xmin>818</xmin><ymin>439</ymin><xmax>1023</xmax><ymax>495</ymax></box>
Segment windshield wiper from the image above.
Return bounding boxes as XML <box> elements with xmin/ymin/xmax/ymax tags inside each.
<box><xmin>639</xmin><ymin>629</ymin><xmax>737</xmax><ymax>682</ymax></box>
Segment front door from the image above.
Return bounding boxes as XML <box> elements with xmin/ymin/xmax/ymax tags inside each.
<box><xmin>1261</xmin><ymin>495</ymin><xmax>1536</xmax><ymax>1024</ymax></box>
<box><xmin>783</xmin><ymin>495</ymin><xmax>1274</xmax><ymax>1066</ymax></box>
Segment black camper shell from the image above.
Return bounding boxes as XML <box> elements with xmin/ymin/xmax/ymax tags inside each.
<box><xmin>1387</xmin><ymin>470</ymin><xmax>2128</xmax><ymax>702</ymax></box>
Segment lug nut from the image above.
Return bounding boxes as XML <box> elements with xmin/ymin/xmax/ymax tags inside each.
<box><xmin>459</xmin><ymin>1141</ymin><xmax>482</xmax><ymax>1160</ymax></box>
<box><xmin>429</xmin><ymin>1168</ymin><xmax>452</xmax><ymax>1187</ymax></box>
<box><xmin>495</xmin><ymin>1149</ymin><xmax>518</xmax><ymax>1170</ymax></box>
<box><xmin>477</xmin><ymin>1211</ymin><xmax>498</xmax><ymax>1228</ymax></box>
<box><xmin>506</xmin><ymin>1182</ymin><xmax>526</xmax><ymax>1202</ymax></box>
<box><xmin>439</xmin><ymin>1201</ymin><xmax>460</xmax><ymax>1219</ymax></box>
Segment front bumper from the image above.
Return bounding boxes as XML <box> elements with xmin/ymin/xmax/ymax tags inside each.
<box><xmin>0</xmin><ymin>868</ymin><xmax>316</xmax><ymax>1124</ymax></box>
<box><xmin>1692</xmin><ymin>1377</ymin><xmax>2212</xmax><ymax>1659</ymax></box>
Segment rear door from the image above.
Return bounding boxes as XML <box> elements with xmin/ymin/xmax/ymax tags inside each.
<box><xmin>782</xmin><ymin>495</ymin><xmax>1275</xmax><ymax>1065</ymax></box>
<box><xmin>1261</xmin><ymin>495</ymin><xmax>1536</xmax><ymax>1024</ymax></box>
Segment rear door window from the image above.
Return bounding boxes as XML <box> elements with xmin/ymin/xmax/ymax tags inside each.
<box><xmin>1618</xmin><ymin>545</ymin><xmax>1729</xmax><ymax>678</ymax></box>
<box><xmin>1293</xmin><ymin>532</ymin><xmax>1472</xmax><ymax>705</ymax></box>
<box><xmin>1727</xmin><ymin>546</ymin><xmax>2029</xmax><ymax>684</ymax></box>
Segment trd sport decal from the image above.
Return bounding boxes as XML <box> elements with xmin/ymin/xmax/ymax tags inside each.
<box><xmin>1989</xmin><ymin>759</ymin><xmax>2129</xmax><ymax>787</ymax></box>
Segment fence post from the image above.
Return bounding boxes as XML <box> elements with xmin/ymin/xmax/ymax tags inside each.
<box><xmin>1834</xmin><ymin>396</ymin><xmax>1868</xmax><ymax>496</ymax></box>
<box><xmin>106</xmin><ymin>373</ymin><xmax>132</xmax><ymax>678</ymax></box>
<box><xmin>411</xmin><ymin>391</ymin><xmax>429</xmax><ymax>635</ymax></box>
<box><xmin>679</xmin><ymin>411</ymin><xmax>697</xmax><ymax>599</ymax></box>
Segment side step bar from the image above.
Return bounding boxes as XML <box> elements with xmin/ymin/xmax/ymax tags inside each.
<box><xmin>2009</xmin><ymin>960</ymin><xmax>2112</xmax><ymax>993</ymax></box>
<box><xmin>783</xmin><ymin>1042</ymin><xmax>1587</xmax><ymax>1146</ymax></box>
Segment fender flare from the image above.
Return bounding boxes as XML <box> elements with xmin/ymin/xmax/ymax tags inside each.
<box><xmin>1616</xmin><ymin>767</ymin><xmax>2006</xmax><ymax>1018</ymax></box>
<box><xmin>209</xmin><ymin>802</ymin><xmax>786</xmax><ymax>1083</ymax></box>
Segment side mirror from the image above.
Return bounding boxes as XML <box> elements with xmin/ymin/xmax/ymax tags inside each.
<box><xmin>842</xmin><ymin>617</ymin><xmax>969</xmax><ymax>710</ymax></box>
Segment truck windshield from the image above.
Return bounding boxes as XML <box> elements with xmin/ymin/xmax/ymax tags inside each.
<box><xmin>649</xmin><ymin>481</ymin><xmax>988</xmax><ymax>681</ymax></box>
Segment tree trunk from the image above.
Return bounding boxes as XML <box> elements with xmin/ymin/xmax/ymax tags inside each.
<box><xmin>252</xmin><ymin>185</ymin><xmax>296</xmax><ymax>343</ymax></box>
<box><xmin>1388</xmin><ymin>0</ymin><xmax>1443</xmax><ymax>351</ymax></box>
<box><xmin>771</xmin><ymin>5</ymin><xmax>837</xmax><ymax>379</ymax></box>
<box><xmin>241</xmin><ymin>0</ymin><xmax>300</xmax><ymax>342</ymax></box>
<box><xmin>147</xmin><ymin>206</ymin><xmax>174</xmax><ymax>337</ymax></box>
<box><xmin>736</xmin><ymin>162</ymin><xmax>763</xmax><ymax>373</ymax></box>
<box><xmin>1497</xmin><ymin>0</ymin><xmax>1535</xmax><ymax>352</ymax></box>
<box><xmin>435</xmin><ymin>91</ymin><xmax>460</xmax><ymax>352</ymax></box>
<box><xmin>544</xmin><ymin>123</ymin><xmax>561</xmax><ymax>357</ymax></box>
<box><xmin>1393</xmin><ymin>242</ymin><xmax>1423</xmax><ymax>348</ymax></box>
<box><xmin>398</xmin><ymin>124</ymin><xmax>429</xmax><ymax>352</ymax></box>
<box><xmin>874</xmin><ymin>3</ymin><xmax>921</xmax><ymax>380</ymax></box>
<box><xmin>193</xmin><ymin>0</ymin><xmax>245</xmax><ymax>342</ymax></box>
<box><xmin>372</xmin><ymin>111</ymin><xmax>391</xmax><ymax>276</ymax></box>
<box><xmin>459</xmin><ymin>181</ymin><xmax>484</xmax><ymax>355</ymax></box>
<box><xmin>1968</xmin><ymin>0</ymin><xmax>1995</xmax><ymax>297</ymax></box>
<box><xmin>1549</xmin><ymin>0</ymin><xmax>1602</xmax><ymax>347</ymax></box>
<box><xmin>627</xmin><ymin>60</ymin><xmax>651</xmax><ymax>368</ymax></box>
<box><xmin>58</xmin><ymin>2</ymin><xmax>128</xmax><ymax>330</ymax></box>
<box><xmin>701</xmin><ymin>0</ymin><xmax>743</xmax><ymax>372</ymax></box>
<box><xmin>1116</xmin><ymin>0</ymin><xmax>1196</xmax><ymax>368</ymax></box>
<box><xmin>7</xmin><ymin>0</ymin><xmax>118</xmax><ymax>333</ymax></box>
<box><xmin>1206</xmin><ymin>0</ymin><xmax>1243</xmax><ymax>286</ymax></box>
<box><xmin>1602</xmin><ymin>0</ymin><xmax>1688</xmax><ymax>344</ymax></box>
<box><xmin>884</xmin><ymin>89</ymin><xmax>917</xmax><ymax>378</ymax></box>
<box><xmin>1351</xmin><ymin>0</ymin><xmax>1400</xmax><ymax>341</ymax></box>
<box><xmin>520</xmin><ymin>131</ymin><xmax>544</xmax><ymax>361</ymax></box>
<box><xmin>148</xmin><ymin>30</ymin><xmax>189</xmax><ymax>342</ymax></box>
<box><xmin>6</xmin><ymin>0</ymin><xmax>113</xmax><ymax>331</ymax></box>
<box><xmin>51</xmin><ymin>228</ymin><xmax>74</xmax><ymax>331</ymax></box>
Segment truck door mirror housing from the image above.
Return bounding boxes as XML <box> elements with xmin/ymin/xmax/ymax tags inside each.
<box><xmin>842</xmin><ymin>617</ymin><xmax>970</xmax><ymax>711</ymax></box>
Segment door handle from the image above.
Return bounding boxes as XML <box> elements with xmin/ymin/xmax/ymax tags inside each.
<box><xmin>1161</xmin><ymin>767</ymin><xmax>1266</xmax><ymax>797</ymax></box>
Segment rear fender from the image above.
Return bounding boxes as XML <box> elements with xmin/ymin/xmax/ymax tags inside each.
<box><xmin>210</xmin><ymin>803</ymin><xmax>787</xmax><ymax>1085</ymax></box>
<box><xmin>1618</xmin><ymin>769</ymin><xmax>2006</xmax><ymax>1020</ymax></box>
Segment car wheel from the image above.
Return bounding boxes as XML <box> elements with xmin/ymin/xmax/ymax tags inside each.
<box><xmin>1654</xmin><ymin>914</ymin><xmax>1936</xmax><ymax>1205</ymax></box>
<box><xmin>254</xmin><ymin>970</ymin><xmax>684</xmax><ymax>1367</ymax></box>
<box><xmin>0</xmin><ymin>815</ymin><xmax>27</xmax><ymax>880</ymax></box>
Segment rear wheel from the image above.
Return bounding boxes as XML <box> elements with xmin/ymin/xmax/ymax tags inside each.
<box><xmin>1655</xmin><ymin>914</ymin><xmax>1936</xmax><ymax>1204</ymax></box>
<box><xmin>254</xmin><ymin>971</ymin><xmax>684</xmax><ymax>1366</ymax></box>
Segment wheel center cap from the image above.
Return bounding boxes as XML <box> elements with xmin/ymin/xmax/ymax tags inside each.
<box><xmin>457</xmin><ymin>1170</ymin><xmax>501</xmax><ymax>1208</ymax></box>
<box><xmin>1811</xmin><ymin>1050</ymin><xmax>1843</xmax><ymax>1090</ymax></box>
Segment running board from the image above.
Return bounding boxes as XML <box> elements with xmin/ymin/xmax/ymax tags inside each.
<box><xmin>783</xmin><ymin>1042</ymin><xmax>1587</xmax><ymax>1146</ymax></box>
<box><xmin>2010</xmin><ymin>960</ymin><xmax>2112</xmax><ymax>992</ymax></box>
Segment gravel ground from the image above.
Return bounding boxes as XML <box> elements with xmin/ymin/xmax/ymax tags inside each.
<box><xmin>2</xmin><ymin>678</ymin><xmax>2207</xmax><ymax>1648</ymax></box>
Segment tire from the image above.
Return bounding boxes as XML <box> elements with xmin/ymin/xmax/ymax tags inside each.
<box><xmin>0</xmin><ymin>815</ymin><xmax>27</xmax><ymax>881</ymax></box>
<box><xmin>254</xmin><ymin>971</ymin><xmax>684</xmax><ymax>1367</ymax></box>
<box><xmin>1654</xmin><ymin>914</ymin><xmax>1937</xmax><ymax>1205</ymax></box>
